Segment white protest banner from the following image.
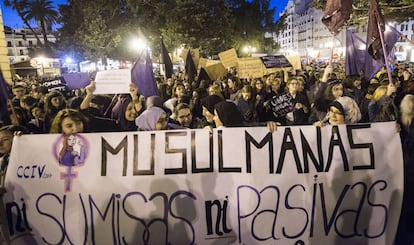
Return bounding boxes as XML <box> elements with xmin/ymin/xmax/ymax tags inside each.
<box><xmin>4</xmin><ymin>122</ymin><xmax>403</xmax><ymax>244</ymax></box>
<box><xmin>218</xmin><ymin>48</ymin><xmax>238</xmax><ymax>68</ymax></box>
<box><xmin>237</xmin><ymin>57</ymin><xmax>265</xmax><ymax>79</ymax></box>
<box><xmin>94</xmin><ymin>69</ymin><xmax>131</xmax><ymax>94</ymax></box>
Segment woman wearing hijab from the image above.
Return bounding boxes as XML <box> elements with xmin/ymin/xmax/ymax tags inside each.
<box><xmin>135</xmin><ymin>107</ymin><xmax>168</xmax><ymax>131</ymax></box>
<box><xmin>200</xmin><ymin>95</ymin><xmax>224</xmax><ymax>128</ymax></box>
<box><xmin>213</xmin><ymin>101</ymin><xmax>244</xmax><ymax>128</ymax></box>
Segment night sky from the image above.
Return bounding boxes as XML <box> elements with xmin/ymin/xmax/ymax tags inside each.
<box><xmin>1</xmin><ymin>0</ymin><xmax>290</xmax><ymax>28</ymax></box>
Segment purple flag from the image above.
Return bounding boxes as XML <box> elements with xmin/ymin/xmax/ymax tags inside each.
<box><xmin>131</xmin><ymin>50</ymin><xmax>159</xmax><ymax>98</ymax></box>
<box><xmin>322</xmin><ymin>0</ymin><xmax>353</xmax><ymax>35</ymax></box>
<box><xmin>0</xmin><ymin>70</ymin><xmax>11</xmax><ymax>125</ymax></box>
<box><xmin>345</xmin><ymin>31</ymin><xmax>367</xmax><ymax>76</ymax></box>
<box><xmin>62</xmin><ymin>72</ymin><xmax>90</xmax><ymax>89</ymax></box>
<box><xmin>364</xmin><ymin>25</ymin><xmax>401</xmax><ymax>79</ymax></box>
<box><xmin>367</xmin><ymin>0</ymin><xmax>385</xmax><ymax>60</ymax></box>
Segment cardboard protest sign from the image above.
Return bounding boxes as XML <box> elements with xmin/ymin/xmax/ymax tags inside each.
<box><xmin>287</xmin><ymin>55</ymin><xmax>302</xmax><ymax>70</ymax></box>
<box><xmin>204</xmin><ymin>62</ymin><xmax>227</xmax><ymax>81</ymax></box>
<box><xmin>183</xmin><ymin>48</ymin><xmax>200</xmax><ymax>68</ymax></box>
<box><xmin>198</xmin><ymin>58</ymin><xmax>220</xmax><ymax>70</ymax></box>
<box><xmin>62</xmin><ymin>72</ymin><xmax>90</xmax><ymax>89</ymax></box>
<box><xmin>4</xmin><ymin>123</ymin><xmax>403</xmax><ymax>244</ymax></box>
<box><xmin>218</xmin><ymin>48</ymin><xmax>238</xmax><ymax>68</ymax></box>
<box><xmin>237</xmin><ymin>57</ymin><xmax>265</xmax><ymax>79</ymax></box>
<box><xmin>41</xmin><ymin>78</ymin><xmax>67</xmax><ymax>92</ymax></box>
<box><xmin>94</xmin><ymin>69</ymin><xmax>131</xmax><ymax>94</ymax></box>
<box><xmin>260</xmin><ymin>55</ymin><xmax>293</xmax><ymax>68</ymax></box>
<box><xmin>268</xmin><ymin>92</ymin><xmax>295</xmax><ymax>117</ymax></box>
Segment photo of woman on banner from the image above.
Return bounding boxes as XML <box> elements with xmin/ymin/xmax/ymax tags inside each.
<box><xmin>58</xmin><ymin>134</ymin><xmax>86</xmax><ymax>167</ymax></box>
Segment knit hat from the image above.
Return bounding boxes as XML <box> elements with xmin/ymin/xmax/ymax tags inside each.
<box><xmin>329</xmin><ymin>96</ymin><xmax>361</xmax><ymax>123</ymax></box>
<box><xmin>214</xmin><ymin>101</ymin><xmax>243</xmax><ymax>127</ymax></box>
<box><xmin>201</xmin><ymin>95</ymin><xmax>223</xmax><ymax>114</ymax></box>
<box><xmin>135</xmin><ymin>107</ymin><xmax>165</xmax><ymax>131</ymax></box>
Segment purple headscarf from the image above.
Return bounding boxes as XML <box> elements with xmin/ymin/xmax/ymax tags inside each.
<box><xmin>111</xmin><ymin>96</ymin><xmax>137</xmax><ymax>131</ymax></box>
<box><xmin>135</xmin><ymin>107</ymin><xmax>165</xmax><ymax>131</ymax></box>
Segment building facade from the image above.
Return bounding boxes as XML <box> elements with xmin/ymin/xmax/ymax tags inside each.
<box><xmin>0</xmin><ymin>7</ymin><xmax>12</xmax><ymax>83</ymax></box>
<box><xmin>276</xmin><ymin>0</ymin><xmax>414</xmax><ymax>63</ymax></box>
<box><xmin>4</xmin><ymin>27</ymin><xmax>60</xmax><ymax>78</ymax></box>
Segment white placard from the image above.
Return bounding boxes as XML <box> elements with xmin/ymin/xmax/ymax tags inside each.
<box><xmin>94</xmin><ymin>69</ymin><xmax>131</xmax><ymax>94</ymax></box>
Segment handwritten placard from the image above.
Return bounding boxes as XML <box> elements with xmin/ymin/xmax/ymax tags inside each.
<box><xmin>268</xmin><ymin>92</ymin><xmax>295</xmax><ymax>117</ymax></box>
<box><xmin>218</xmin><ymin>48</ymin><xmax>239</xmax><ymax>68</ymax></box>
<box><xmin>94</xmin><ymin>69</ymin><xmax>131</xmax><ymax>94</ymax></box>
<box><xmin>237</xmin><ymin>57</ymin><xmax>265</xmax><ymax>79</ymax></box>
<box><xmin>260</xmin><ymin>55</ymin><xmax>293</xmax><ymax>68</ymax></box>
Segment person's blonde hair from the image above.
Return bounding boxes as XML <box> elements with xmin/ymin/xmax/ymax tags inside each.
<box><xmin>400</xmin><ymin>94</ymin><xmax>414</xmax><ymax>130</ymax></box>
<box><xmin>237</xmin><ymin>85</ymin><xmax>254</xmax><ymax>99</ymax></box>
<box><xmin>208</xmin><ymin>84</ymin><xmax>223</xmax><ymax>98</ymax></box>
<box><xmin>371</xmin><ymin>85</ymin><xmax>388</xmax><ymax>102</ymax></box>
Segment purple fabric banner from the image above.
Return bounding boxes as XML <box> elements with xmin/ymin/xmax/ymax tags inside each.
<box><xmin>131</xmin><ymin>50</ymin><xmax>159</xmax><ymax>98</ymax></box>
<box><xmin>345</xmin><ymin>31</ymin><xmax>367</xmax><ymax>76</ymax></box>
<box><xmin>322</xmin><ymin>0</ymin><xmax>353</xmax><ymax>35</ymax></box>
<box><xmin>364</xmin><ymin>25</ymin><xmax>401</xmax><ymax>79</ymax></box>
<box><xmin>367</xmin><ymin>0</ymin><xmax>385</xmax><ymax>60</ymax></box>
<box><xmin>62</xmin><ymin>72</ymin><xmax>90</xmax><ymax>89</ymax></box>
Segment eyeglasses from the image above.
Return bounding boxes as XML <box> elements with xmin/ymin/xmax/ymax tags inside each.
<box><xmin>329</xmin><ymin>109</ymin><xmax>343</xmax><ymax>115</ymax></box>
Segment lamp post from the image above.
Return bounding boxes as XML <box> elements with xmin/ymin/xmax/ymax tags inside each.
<box><xmin>243</xmin><ymin>45</ymin><xmax>257</xmax><ymax>57</ymax></box>
<box><xmin>129</xmin><ymin>38</ymin><xmax>147</xmax><ymax>53</ymax></box>
<box><xmin>37</xmin><ymin>56</ymin><xmax>45</xmax><ymax>76</ymax></box>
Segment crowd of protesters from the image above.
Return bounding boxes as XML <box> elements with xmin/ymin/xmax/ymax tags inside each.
<box><xmin>1</xmin><ymin>61</ymin><xmax>414</xmax><ymax>243</ymax></box>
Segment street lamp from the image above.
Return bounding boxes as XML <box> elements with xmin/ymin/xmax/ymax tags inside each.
<box><xmin>243</xmin><ymin>45</ymin><xmax>257</xmax><ymax>56</ymax></box>
<box><xmin>129</xmin><ymin>38</ymin><xmax>147</xmax><ymax>52</ymax></box>
<box><xmin>37</xmin><ymin>56</ymin><xmax>45</xmax><ymax>75</ymax></box>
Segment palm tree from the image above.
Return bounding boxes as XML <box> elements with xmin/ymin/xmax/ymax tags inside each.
<box><xmin>21</xmin><ymin>0</ymin><xmax>59</xmax><ymax>50</ymax></box>
<box><xmin>4</xmin><ymin>0</ymin><xmax>43</xmax><ymax>45</ymax></box>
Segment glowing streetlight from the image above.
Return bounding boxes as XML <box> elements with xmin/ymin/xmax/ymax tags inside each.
<box><xmin>65</xmin><ymin>56</ymin><xmax>74</xmax><ymax>64</ymax></box>
<box><xmin>129</xmin><ymin>38</ymin><xmax>147</xmax><ymax>52</ymax></box>
<box><xmin>37</xmin><ymin>56</ymin><xmax>45</xmax><ymax>74</ymax></box>
<box><xmin>243</xmin><ymin>45</ymin><xmax>257</xmax><ymax>56</ymax></box>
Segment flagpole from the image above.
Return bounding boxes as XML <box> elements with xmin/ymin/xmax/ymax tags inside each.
<box><xmin>375</xmin><ymin>11</ymin><xmax>393</xmax><ymax>84</ymax></box>
<box><xmin>7</xmin><ymin>99</ymin><xmax>19</xmax><ymax>126</ymax></box>
<box><xmin>329</xmin><ymin>35</ymin><xmax>335</xmax><ymax>65</ymax></box>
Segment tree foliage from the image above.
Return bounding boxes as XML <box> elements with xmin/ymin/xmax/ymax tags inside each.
<box><xmin>312</xmin><ymin>0</ymin><xmax>414</xmax><ymax>24</ymax></box>
<box><xmin>55</xmin><ymin>0</ymin><xmax>280</xmax><ymax>62</ymax></box>
<box><xmin>4</xmin><ymin>0</ymin><xmax>58</xmax><ymax>48</ymax></box>
<box><xmin>21</xmin><ymin>0</ymin><xmax>59</xmax><ymax>49</ymax></box>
